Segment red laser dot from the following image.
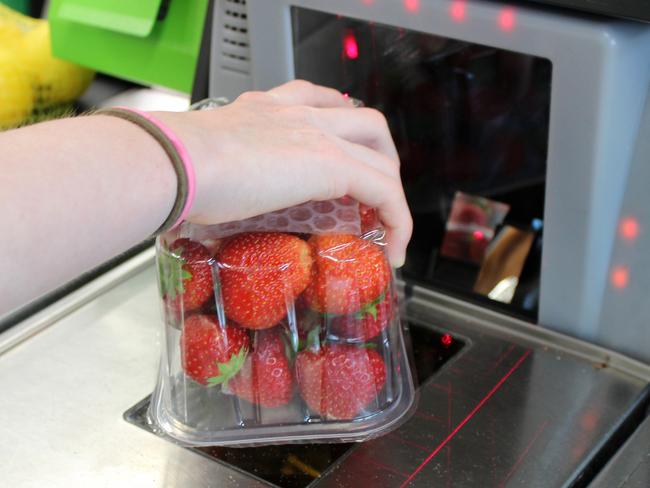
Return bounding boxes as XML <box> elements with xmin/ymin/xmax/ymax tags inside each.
<box><xmin>619</xmin><ymin>217</ymin><xmax>639</xmax><ymax>241</ymax></box>
<box><xmin>450</xmin><ymin>0</ymin><xmax>466</xmax><ymax>22</ymax></box>
<box><xmin>499</xmin><ymin>7</ymin><xmax>516</xmax><ymax>32</ymax></box>
<box><xmin>580</xmin><ymin>410</ymin><xmax>598</xmax><ymax>431</ymax></box>
<box><xmin>441</xmin><ymin>334</ymin><xmax>453</xmax><ymax>347</ymax></box>
<box><xmin>343</xmin><ymin>32</ymin><xmax>359</xmax><ymax>60</ymax></box>
<box><xmin>473</xmin><ymin>230</ymin><xmax>485</xmax><ymax>241</ymax></box>
<box><xmin>404</xmin><ymin>0</ymin><xmax>420</xmax><ymax>13</ymax></box>
<box><xmin>610</xmin><ymin>266</ymin><xmax>629</xmax><ymax>289</ymax></box>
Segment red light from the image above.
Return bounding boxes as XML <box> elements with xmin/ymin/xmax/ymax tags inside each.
<box><xmin>450</xmin><ymin>0</ymin><xmax>466</xmax><ymax>22</ymax></box>
<box><xmin>580</xmin><ymin>411</ymin><xmax>598</xmax><ymax>431</ymax></box>
<box><xmin>441</xmin><ymin>334</ymin><xmax>453</xmax><ymax>347</ymax></box>
<box><xmin>472</xmin><ymin>230</ymin><xmax>485</xmax><ymax>241</ymax></box>
<box><xmin>343</xmin><ymin>31</ymin><xmax>359</xmax><ymax>60</ymax></box>
<box><xmin>404</xmin><ymin>0</ymin><xmax>420</xmax><ymax>13</ymax></box>
<box><xmin>498</xmin><ymin>7</ymin><xmax>516</xmax><ymax>32</ymax></box>
<box><xmin>610</xmin><ymin>266</ymin><xmax>629</xmax><ymax>289</ymax></box>
<box><xmin>361</xmin><ymin>0</ymin><xmax>374</xmax><ymax>4</ymax></box>
<box><xmin>619</xmin><ymin>217</ymin><xmax>640</xmax><ymax>241</ymax></box>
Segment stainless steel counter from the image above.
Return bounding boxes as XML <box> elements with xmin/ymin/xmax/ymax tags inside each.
<box><xmin>1</xmin><ymin>249</ymin><xmax>648</xmax><ymax>487</ymax></box>
<box><xmin>0</xmin><ymin>249</ymin><xmax>261</xmax><ymax>487</ymax></box>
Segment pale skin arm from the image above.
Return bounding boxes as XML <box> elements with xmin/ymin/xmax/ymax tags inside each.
<box><xmin>1</xmin><ymin>80</ymin><xmax>412</xmax><ymax>314</ymax></box>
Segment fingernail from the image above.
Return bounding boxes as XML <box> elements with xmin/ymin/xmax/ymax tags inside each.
<box><xmin>391</xmin><ymin>254</ymin><xmax>406</xmax><ymax>269</ymax></box>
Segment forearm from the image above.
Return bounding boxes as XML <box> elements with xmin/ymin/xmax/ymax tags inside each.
<box><xmin>1</xmin><ymin>115</ymin><xmax>176</xmax><ymax>313</ymax></box>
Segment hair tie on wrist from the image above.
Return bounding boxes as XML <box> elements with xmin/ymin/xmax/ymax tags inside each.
<box><xmin>94</xmin><ymin>107</ymin><xmax>195</xmax><ymax>234</ymax></box>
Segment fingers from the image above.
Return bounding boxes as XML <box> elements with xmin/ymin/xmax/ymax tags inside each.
<box><xmin>267</xmin><ymin>80</ymin><xmax>350</xmax><ymax>108</ymax></box>
<box><xmin>346</xmin><ymin>168</ymin><xmax>412</xmax><ymax>267</ymax></box>
<box><xmin>320</xmin><ymin>157</ymin><xmax>412</xmax><ymax>267</ymax></box>
<box><xmin>335</xmin><ymin>138</ymin><xmax>400</xmax><ymax>179</ymax></box>
<box><xmin>310</xmin><ymin>107</ymin><xmax>400</xmax><ymax>164</ymax></box>
<box><xmin>236</xmin><ymin>81</ymin><xmax>413</xmax><ymax>264</ymax></box>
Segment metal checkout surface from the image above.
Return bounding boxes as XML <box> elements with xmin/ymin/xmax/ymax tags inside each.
<box><xmin>1</xmin><ymin>248</ymin><xmax>647</xmax><ymax>487</ymax></box>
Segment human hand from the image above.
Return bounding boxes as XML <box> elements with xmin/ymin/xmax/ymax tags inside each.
<box><xmin>153</xmin><ymin>80</ymin><xmax>412</xmax><ymax>267</ymax></box>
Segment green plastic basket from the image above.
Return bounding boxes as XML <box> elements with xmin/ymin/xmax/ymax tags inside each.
<box><xmin>49</xmin><ymin>0</ymin><xmax>208</xmax><ymax>93</ymax></box>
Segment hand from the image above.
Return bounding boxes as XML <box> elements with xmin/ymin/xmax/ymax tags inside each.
<box><xmin>154</xmin><ymin>80</ymin><xmax>412</xmax><ymax>267</ymax></box>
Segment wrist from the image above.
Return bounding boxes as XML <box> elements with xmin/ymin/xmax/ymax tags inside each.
<box><xmin>150</xmin><ymin>110</ymin><xmax>222</xmax><ymax>224</ymax></box>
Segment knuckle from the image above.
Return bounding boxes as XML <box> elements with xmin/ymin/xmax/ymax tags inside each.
<box><xmin>288</xmin><ymin>79</ymin><xmax>314</xmax><ymax>91</ymax></box>
<box><xmin>324</xmin><ymin>172</ymin><xmax>347</xmax><ymax>200</ymax></box>
<box><xmin>237</xmin><ymin>90</ymin><xmax>266</xmax><ymax>103</ymax></box>
<box><xmin>285</xmin><ymin>105</ymin><xmax>317</xmax><ymax>125</ymax></box>
<box><xmin>363</xmin><ymin>107</ymin><xmax>389</xmax><ymax>128</ymax></box>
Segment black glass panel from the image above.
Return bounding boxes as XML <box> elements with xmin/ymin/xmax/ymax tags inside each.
<box><xmin>124</xmin><ymin>323</ymin><xmax>463</xmax><ymax>488</ymax></box>
<box><xmin>292</xmin><ymin>8</ymin><xmax>552</xmax><ymax>319</ymax></box>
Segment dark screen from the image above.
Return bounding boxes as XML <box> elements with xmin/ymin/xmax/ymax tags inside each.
<box><xmin>292</xmin><ymin>8</ymin><xmax>552</xmax><ymax>319</ymax></box>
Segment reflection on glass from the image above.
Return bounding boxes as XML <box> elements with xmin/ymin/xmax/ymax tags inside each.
<box><xmin>439</xmin><ymin>192</ymin><xmax>510</xmax><ymax>264</ymax></box>
<box><xmin>292</xmin><ymin>8</ymin><xmax>551</xmax><ymax>317</ymax></box>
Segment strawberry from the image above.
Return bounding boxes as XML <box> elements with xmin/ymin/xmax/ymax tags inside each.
<box><xmin>180</xmin><ymin>314</ymin><xmax>249</xmax><ymax>386</ymax></box>
<box><xmin>302</xmin><ymin>234</ymin><xmax>391</xmax><ymax>315</ymax></box>
<box><xmin>295</xmin><ymin>344</ymin><xmax>387</xmax><ymax>420</ymax></box>
<box><xmin>159</xmin><ymin>238</ymin><xmax>214</xmax><ymax>312</ymax></box>
<box><xmin>230</xmin><ymin>328</ymin><xmax>294</xmax><ymax>407</ymax></box>
<box><xmin>217</xmin><ymin>232</ymin><xmax>314</xmax><ymax>329</ymax></box>
<box><xmin>328</xmin><ymin>291</ymin><xmax>394</xmax><ymax>341</ymax></box>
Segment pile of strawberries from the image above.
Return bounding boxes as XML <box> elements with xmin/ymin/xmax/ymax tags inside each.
<box><xmin>158</xmin><ymin>222</ymin><xmax>394</xmax><ymax>421</ymax></box>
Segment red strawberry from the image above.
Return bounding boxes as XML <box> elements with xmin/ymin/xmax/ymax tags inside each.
<box><xmin>159</xmin><ymin>238</ymin><xmax>214</xmax><ymax>312</ymax></box>
<box><xmin>180</xmin><ymin>314</ymin><xmax>249</xmax><ymax>386</ymax></box>
<box><xmin>230</xmin><ymin>328</ymin><xmax>294</xmax><ymax>407</ymax></box>
<box><xmin>328</xmin><ymin>291</ymin><xmax>394</xmax><ymax>341</ymax></box>
<box><xmin>303</xmin><ymin>234</ymin><xmax>391</xmax><ymax>315</ymax></box>
<box><xmin>217</xmin><ymin>232</ymin><xmax>314</xmax><ymax>329</ymax></box>
<box><xmin>295</xmin><ymin>344</ymin><xmax>387</xmax><ymax>420</ymax></box>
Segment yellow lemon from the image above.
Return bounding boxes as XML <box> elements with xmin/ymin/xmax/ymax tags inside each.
<box><xmin>21</xmin><ymin>21</ymin><xmax>94</xmax><ymax>108</ymax></box>
<box><xmin>0</xmin><ymin>59</ymin><xmax>34</xmax><ymax>129</ymax></box>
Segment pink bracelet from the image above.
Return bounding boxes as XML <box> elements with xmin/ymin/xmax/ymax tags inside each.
<box><xmin>96</xmin><ymin>107</ymin><xmax>196</xmax><ymax>233</ymax></box>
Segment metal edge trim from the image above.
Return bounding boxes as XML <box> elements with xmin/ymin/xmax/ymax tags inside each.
<box><xmin>408</xmin><ymin>284</ymin><xmax>650</xmax><ymax>381</ymax></box>
<box><xmin>0</xmin><ymin>246</ymin><xmax>156</xmax><ymax>356</ymax></box>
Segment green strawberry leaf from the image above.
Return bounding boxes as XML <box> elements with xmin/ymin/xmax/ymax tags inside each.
<box><xmin>206</xmin><ymin>347</ymin><xmax>248</xmax><ymax>388</ymax></box>
<box><xmin>305</xmin><ymin>327</ymin><xmax>321</xmax><ymax>352</ymax></box>
<box><xmin>158</xmin><ymin>250</ymin><xmax>190</xmax><ymax>300</ymax></box>
<box><xmin>353</xmin><ymin>289</ymin><xmax>388</xmax><ymax>320</ymax></box>
<box><xmin>359</xmin><ymin>342</ymin><xmax>377</xmax><ymax>349</ymax></box>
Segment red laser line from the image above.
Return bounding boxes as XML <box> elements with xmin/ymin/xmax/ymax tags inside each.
<box><xmin>387</xmin><ymin>432</ymin><xmax>431</xmax><ymax>453</ymax></box>
<box><xmin>497</xmin><ymin>419</ymin><xmax>549</xmax><ymax>487</ymax></box>
<box><xmin>399</xmin><ymin>350</ymin><xmax>531</xmax><ymax>488</ymax></box>
<box><xmin>354</xmin><ymin>451</ymin><xmax>410</xmax><ymax>478</ymax></box>
<box><xmin>430</xmin><ymin>383</ymin><xmax>451</xmax><ymax>393</ymax></box>
<box><xmin>490</xmin><ymin>344</ymin><xmax>515</xmax><ymax>372</ymax></box>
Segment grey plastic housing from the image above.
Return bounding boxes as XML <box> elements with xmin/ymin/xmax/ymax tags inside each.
<box><xmin>209</xmin><ymin>0</ymin><xmax>650</xmax><ymax>361</ymax></box>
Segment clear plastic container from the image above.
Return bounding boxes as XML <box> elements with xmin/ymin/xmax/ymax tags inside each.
<box><xmin>149</xmin><ymin>199</ymin><xmax>416</xmax><ymax>446</ymax></box>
